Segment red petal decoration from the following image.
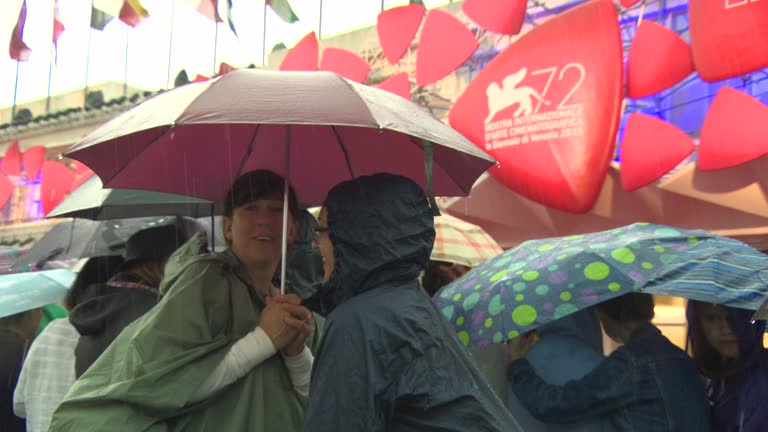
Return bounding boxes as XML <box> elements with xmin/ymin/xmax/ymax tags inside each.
<box><xmin>699</xmin><ymin>87</ymin><xmax>768</xmax><ymax>170</ymax></box>
<box><xmin>376</xmin><ymin>73</ymin><xmax>411</xmax><ymax>100</ymax></box>
<box><xmin>193</xmin><ymin>74</ymin><xmax>210</xmax><ymax>82</ymax></box>
<box><xmin>280</xmin><ymin>32</ymin><xmax>319</xmax><ymax>71</ymax></box>
<box><xmin>377</xmin><ymin>5</ymin><xmax>424</xmax><ymax>65</ymax></box>
<box><xmin>620</xmin><ymin>114</ymin><xmax>694</xmax><ymax>191</ymax></box>
<box><xmin>41</xmin><ymin>160</ymin><xmax>74</xmax><ymax>216</ymax></box>
<box><xmin>627</xmin><ymin>21</ymin><xmax>693</xmax><ymax>99</ymax></box>
<box><xmin>72</xmin><ymin>160</ymin><xmax>90</xmax><ymax>176</ymax></box>
<box><xmin>71</xmin><ymin>160</ymin><xmax>95</xmax><ymax>190</ymax></box>
<box><xmin>2</xmin><ymin>139</ymin><xmax>22</xmax><ymax>176</ymax></box>
<box><xmin>320</xmin><ymin>48</ymin><xmax>371</xmax><ymax>83</ymax></box>
<box><xmin>22</xmin><ymin>146</ymin><xmax>45</xmax><ymax>180</ymax></box>
<box><xmin>448</xmin><ymin>0</ymin><xmax>623</xmax><ymax>213</ymax></box>
<box><xmin>689</xmin><ymin>0</ymin><xmax>768</xmax><ymax>82</ymax></box>
<box><xmin>462</xmin><ymin>0</ymin><xmax>526</xmax><ymax>36</ymax></box>
<box><xmin>416</xmin><ymin>10</ymin><xmax>478</xmax><ymax>87</ymax></box>
<box><xmin>0</xmin><ymin>174</ymin><xmax>13</xmax><ymax>209</ymax></box>
<box><xmin>620</xmin><ymin>0</ymin><xmax>642</xmax><ymax>7</ymax></box>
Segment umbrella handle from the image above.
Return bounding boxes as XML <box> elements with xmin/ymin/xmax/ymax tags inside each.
<box><xmin>422</xmin><ymin>139</ymin><xmax>441</xmax><ymax>217</ymax></box>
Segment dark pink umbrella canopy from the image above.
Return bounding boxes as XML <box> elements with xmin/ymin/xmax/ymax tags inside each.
<box><xmin>63</xmin><ymin>70</ymin><xmax>494</xmax><ymax>208</ymax></box>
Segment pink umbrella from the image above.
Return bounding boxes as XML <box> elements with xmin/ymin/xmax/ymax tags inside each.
<box><xmin>63</xmin><ymin>69</ymin><xmax>495</xmax><ymax>292</ymax></box>
<box><xmin>64</xmin><ymin>70</ymin><xmax>492</xmax><ymax>206</ymax></box>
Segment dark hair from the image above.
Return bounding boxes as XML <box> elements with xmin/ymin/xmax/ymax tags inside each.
<box><xmin>122</xmin><ymin>224</ymin><xmax>189</xmax><ymax>267</ymax></box>
<box><xmin>596</xmin><ymin>293</ymin><xmax>655</xmax><ymax>323</ymax></box>
<box><xmin>422</xmin><ymin>260</ymin><xmax>471</xmax><ymax>297</ymax></box>
<box><xmin>223</xmin><ymin>170</ymin><xmax>299</xmax><ymax>219</ymax></box>
<box><xmin>687</xmin><ymin>300</ymin><xmax>765</xmax><ymax>378</ymax></box>
<box><xmin>65</xmin><ymin>255</ymin><xmax>124</xmax><ymax>310</ymax></box>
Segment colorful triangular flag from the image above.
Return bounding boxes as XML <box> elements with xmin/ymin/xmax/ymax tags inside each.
<box><xmin>53</xmin><ymin>0</ymin><xmax>66</xmax><ymax>62</ymax></box>
<box><xmin>224</xmin><ymin>0</ymin><xmax>237</xmax><ymax>36</ymax></box>
<box><xmin>91</xmin><ymin>6</ymin><xmax>114</xmax><ymax>30</ymax></box>
<box><xmin>9</xmin><ymin>0</ymin><xmax>31</xmax><ymax>61</ymax></box>
<box><xmin>267</xmin><ymin>0</ymin><xmax>299</xmax><ymax>23</ymax></box>
<box><xmin>192</xmin><ymin>0</ymin><xmax>223</xmax><ymax>21</ymax></box>
<box><xmin>119</xmin><ymin>0</ymin><xmax>149</xmax><ymax>28</ymax></box>
<box><xmin>174</xmin><ymin>69</ymin><xmax>191</xmax><ymax>87</ymax></box>
<box><xmin>218</xmin><ymin>62</ymin><xmax>236</xmax><ymax>76</ymax></box>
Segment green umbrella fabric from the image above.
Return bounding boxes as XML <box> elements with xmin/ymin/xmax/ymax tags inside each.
<box><xmin>434</xmin><ymin>223</ymin><xmax>768</xmax><ymax>348</ymax></box>
<box><xmin>47</xmin><ymin>175</ymin><xmax>214</xmax><ymax>220</ymax></box>
<box><xmin>0</xmin><ymin>269</ymin><xmax>76</xmax><ymax>318</ymax></box>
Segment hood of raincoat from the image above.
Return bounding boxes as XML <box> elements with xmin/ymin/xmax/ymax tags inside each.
<box><xmin>304</xmin><ymin>173</ymin><xmax>435</xmax><ymax>316</ymax></box>
<box><xmin>537</xmin><ymin>307</ymin><xmax>603</xmax><ymax>353</ymax></box>
<box><xmin>51</xmin><ymin>231</ymin><xmax>320</xmax><ymax>432</ymax></box>
<box><xmin>69</xmin><ymin>274</ymin><xmax>159</xmax><ymax>338</ymax></box>
<box><xmin>273</xmin><ymin>209</ymin><xmax>324</xmax><ymax>299</ymax></box>
<box><xmin>687</xmin><ymin>302</ymin><xmax>768</xmax><ymax>430</ymax></box>
<box><xmin>686</xmin><ymin>301</ymin><xmax>766</xmax><ymax>374</ymax></box>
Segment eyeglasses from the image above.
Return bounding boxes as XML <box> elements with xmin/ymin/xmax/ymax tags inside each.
<box><xmin>313</xmin><ymin>226</ymin><xmax>329</xmax><ymax>236</ymax></box>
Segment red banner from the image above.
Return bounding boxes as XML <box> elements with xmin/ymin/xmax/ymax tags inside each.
<box><xmin>449</xmin><ymin>0</ymin><xmax>623</xmax><ymax>213</ymax></box>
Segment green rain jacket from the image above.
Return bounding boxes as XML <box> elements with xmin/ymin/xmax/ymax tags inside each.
<box><xmin>50</xmin><ymin>233</ymin><xmax>321</xmax><ymax>431</ymax></box>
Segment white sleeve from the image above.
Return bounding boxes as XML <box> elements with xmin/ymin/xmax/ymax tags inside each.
<box><xmin>281</xmin><ymin>347</ymin><xmax>314</xmax><ymax>402</ymax></box>
<box><xmin>190</xmin><ymin>326</ymin><xmax>276</xmax><ymax>403</ymax></box>
<box><xmin>12</xmin><ymin>362</ymin><xmax>28</xmax><ymax>418</ymax></box>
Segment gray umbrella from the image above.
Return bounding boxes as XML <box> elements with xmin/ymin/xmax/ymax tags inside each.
<box><xmin>11</xmin><ymin>217</ymin><xmax>178</xmax><ymax>270</ymax></box>
<box><xmin>47</xmin><ymin>175</ymin><xmax>214</xmax><ymax>220</ymax></box>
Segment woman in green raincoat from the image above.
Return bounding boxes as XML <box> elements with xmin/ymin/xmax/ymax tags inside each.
<box><xmin>50</xmin><ymin>170</ymin><xmax>320</xmax><ymax>432</ymax></box>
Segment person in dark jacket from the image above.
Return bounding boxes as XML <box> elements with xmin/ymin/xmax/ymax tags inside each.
<box><xmin>506</xmin><ymin>293</ymin><xmax>710</xmax><ymax>431</ymax></box>
<box><xmin>1</xmin><ymin>307</ymin><xmax>42</xmax><ymax>431</ymax></box>
<box><xmin>687</xmin><ymin>300</ymin><xmax>768</xmax><ymax>431</ymax></box>
<box><xmin>68</xmin><ymin>224</ymin><xmax>190</xmax><ymax>377</ymax></box>
<box><xmin>303</xmin><ymin>173</ymin><xmax>521</xmax><ymax>432</ymax></box>
<box><xmin>505</xmin><ymin>308</ymin><xmax>609</xmax><ymax>432</ymax></box>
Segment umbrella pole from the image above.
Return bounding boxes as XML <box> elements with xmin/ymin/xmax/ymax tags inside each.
<box><xmin>280</xmin><ymin>126</ymin><xmax>291</xmax><ymax>295</ymax></box>
<box><xmin>421</xmin><ymin>139</ymin><xmax>441</xmax><ymax>216</ymax></box>
<box><xmin>210</xmin><ymin>204</ymin><xmax>215</xmax><ymax>252</ymax></box>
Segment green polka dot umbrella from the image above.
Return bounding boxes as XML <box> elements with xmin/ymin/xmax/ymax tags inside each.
<box><xmin>433</xmin><ymin>223</ymin><xmax>768</xmax><ymax>347</ymax></box>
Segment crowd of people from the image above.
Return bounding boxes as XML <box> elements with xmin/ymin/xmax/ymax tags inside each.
<box><xmin>1</xmin><ymin>169</ymin><xmax>767</xmax><ymax>431</ymax></box>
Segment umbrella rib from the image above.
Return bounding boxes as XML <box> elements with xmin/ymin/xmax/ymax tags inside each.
<box><xmin>234</xmin><ymin>124</ymin><xmax>262</xmax><ymax>179</ymax></box>
<box><xmin>408</xmin><ymin>137</ymin><xmax>467</xmax><ymax>195</ymax></box>
<box><xmin>331</xmin><ymin>126</ymin><xmax>355</xmax><ymax>179</ymax></box>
